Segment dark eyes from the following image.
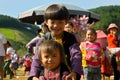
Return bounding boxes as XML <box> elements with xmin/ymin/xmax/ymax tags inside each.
<box><xmin>53</xmin><ymin>55</ymin><xmax>57</xmax><ymax>57</ymax></box>
<box><xmin>51</xmin><ymin>21</ymin><xmax>64</xmax><ymax>24</ymax></box>
<box><xmin>44</xmin><ymin>55</ymin><xmax>57</xmax><ymax>58</ymax></box>
<box><xmin>44</xmin><ymin>55</ymin><xmax>49</xmax><ymax>58</ymax></box>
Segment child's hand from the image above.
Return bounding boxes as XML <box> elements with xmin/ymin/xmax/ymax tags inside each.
<box><xmin>65</xmin><ymin>72</ymin><xmax>76</xmax><ymax>80</ymax></box>
<box><xmin>85</xmin><ymin>55</ymin><xmax>93</xmax><ymax>61</ymax></box>
<box><xmin>9</xmin><ymin>63</ymin><xmax>13</xmax><ymax>68</ymax></box>
<box><xmin>33</xmin><ymin>77</ymin><xmax>39</xmax><ymax>80</ymax></box>
<box><xmin>99</xmin><ymin>55</ymin><xmax>105</xmax><ymax>61</ymax></box>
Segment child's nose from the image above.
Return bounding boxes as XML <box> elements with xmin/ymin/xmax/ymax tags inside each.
<box><xmin>53</xmin><ymin>24</ymin><xmax>57</xmax><ymax>27</ymax></box>
<box><xmin>48</xmin><ymin>58</ymin><xmax>52</xmax><ymax>62</ymax></box>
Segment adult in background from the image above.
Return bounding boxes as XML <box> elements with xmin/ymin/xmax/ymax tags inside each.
<box><xmin>0</xmin><ymin>33</ymin><xmax>7</xmax><ymax>80</ymax></box>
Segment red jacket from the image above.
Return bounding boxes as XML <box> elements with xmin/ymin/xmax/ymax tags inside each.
<box><xmin>107</xmin><ymin>34</ymin><xmax>118</xmax><ymax>48</ymax></box>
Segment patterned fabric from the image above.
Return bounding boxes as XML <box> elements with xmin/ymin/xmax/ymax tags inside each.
<box><xmin>45</xmin><ymin>68</ymin><xmax>60</xmax><ymax>80</ymax></box>
<box><xmin>80</xmin><ymin>42</ymin><xmax>102</xmax><ymax>67</ymax></box>
<box><xmin>39</xmin><ymin>67</ymin><xmax>69</xmax><ymax>80</ymax></box>
<box><xmin>85</xmin><ymin>42</ymin><xmax>101</xmax><ymax>67</ymax></box>
<box><xmin>39</xmin><ymin>67</ymin><xmax>60</xmax><ymax>80</ymax></box>
<box><xmin>39</xmin><ymin>63</ymin><xmax>69</xmax><ymax>80</ymax></box>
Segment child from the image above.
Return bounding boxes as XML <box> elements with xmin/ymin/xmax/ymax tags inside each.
<box><xmin>28</xmin><ymin>4</ymin><xmax>82</xmax><ymax>80</ymax></box>
<box><xmin>4</xmin><ymin>41</ymin><xmax>14</xmax><ymax>79</ymax></box>
<box><xmin>64</xmin><ymin>21</ymin><xmax>81</xmax><ymax>44</ymax></box>
<box><xmin>9</xmin><ymin>51</ymin><xmax>18</xmax><ymax>78</ymax></box>
<box><xmin>38</xmin><ymin>22</ymin><xmax>49</xmax><ymax>37</ymax></box>
<box><xmin>80</xmin><ymin>28</ymin><xmax>102</xmax><ymax>80</ymax></box>
<box><xmin>38</xmin><ymin>40</ymin><xmax>70</xmax><ymax>80</ymax></box>
<box><xmin>26</xmin><ymin>23</ymin><xmax>48</xmax><ymax>55</ymax></box>
<box><xmin>107</xmin><ymin>23</ymin><xmax>120</xmax><ymax>80</ymax></box>
<box><xmin>23</xmin><ymin>56</ymin><xmax>32</xmax><ymax>76</ymax></box>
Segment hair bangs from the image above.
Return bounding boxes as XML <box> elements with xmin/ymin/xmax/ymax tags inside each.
<box><xmin>44</xmin><ymin>4</ymin><xmax>69</xmax><ymax>20</ymax></box>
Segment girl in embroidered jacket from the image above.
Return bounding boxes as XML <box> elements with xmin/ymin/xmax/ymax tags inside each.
<box><xmin>80</xmin><ymin>28</ymin><xmax>103</xmax><ymax>80</ymax></box>
<box><xmin>38</xmin><ymin>40</ymin><xmax>69</xmax><ymax>80</ymax></box>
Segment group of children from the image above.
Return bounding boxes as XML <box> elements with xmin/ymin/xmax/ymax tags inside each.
<box><xmin>25</xmin><ymin>3</ymin><xmax>120</xmax><ymax>80</ymax></box>
<box><xmin>27</xmin><ymin>4</ymin><xmax>82</xmax><ymax>80</ymax></box>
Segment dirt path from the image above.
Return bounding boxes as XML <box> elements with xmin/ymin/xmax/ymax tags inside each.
<box><xmin>4</xmin><ymin>67</ymin><xmax>28</xmax><ymax>80</ymax></box>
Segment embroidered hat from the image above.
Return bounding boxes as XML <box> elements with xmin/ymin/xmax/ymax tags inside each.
<box><xmin>107</xmin><ymin>23</ymin><xmax>119</xmax><ymax>31</ymax></box>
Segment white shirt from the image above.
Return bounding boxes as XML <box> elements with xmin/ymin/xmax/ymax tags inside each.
<box><xmin>6</xmin><ymin>47</ymin><xmax>15</xmax><ymax>55</ymax></box>
<box><xmin>7</xmin><ymin>46</ymin><xmax>18</xmax><ymax>63</ymax></box>
<box><xmin>0</xmin><ymin>33</ymin><xmax>7</xmax><ymax>56</ymax></box>
<box><xmin>11</xmin><ymin>53</ymin><xmax>18</xmax><ymax>63</ymax></box>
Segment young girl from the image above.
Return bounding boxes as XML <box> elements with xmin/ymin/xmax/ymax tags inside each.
<box><xmin>80</xmin><ymin>28</ymin><xmax>103</xmax><ymax>80</ymax></box>
<box><xmin>107</xmin><ymin>23</ymin><xmax>120</xmax><ymax>80</ymax></box>
<box><xmin>38</xmin><ymin>40</ymin><xmax>70</xmax><ymax>80</ymax></box>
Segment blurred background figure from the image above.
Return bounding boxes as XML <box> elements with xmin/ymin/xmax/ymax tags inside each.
<box><xmin>37</xmin><ymin>22</ymin><xmax>49</xmax><ymax>37</ymax></box>
<box><xmin>0</xmin><ymin>33</ymin><xmax>7</xmax><ymax>80</ymax></box>
<box><xmin>96</xmin><ymin>30</ymin><xmax>113</xmax><ymax>80</ymax></box>
<box><xmin>4</xmin><ymin>41</ymin><xmax>14</xmax><ymax>79</ymax></box>
<box><xmin>26</xmin><ymin>22</ymin><xmax>49</xmax><ymax>56</ymax></box>
<box><xmin>64</xmin><ymin>21</ymin><xmax>81</xmax><ymax>44</ymax></box>
<box><xmin>9</xmin><ymin>50</ymin><xmax>19</xmax><ymax>78</ymax></box>
<box><xmin>23</xmin><ymin>54</ymin><xmax>32</xmax><ymax>76</ymax></box>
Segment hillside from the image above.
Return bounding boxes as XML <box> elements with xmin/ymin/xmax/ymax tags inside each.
<box><xmin>0</xmin><ymin>5</ymin><xmax>120</xmax><ymax>56</ymax></box>
<box><xmin>0</xmin><ymin>15</ymin><xmax>39</xmax><ymax>56</ymax></box>
<box><xmin>89</xmin><ymin>5</ymin><xmax>120</xmax><ymax>33</ymax></box>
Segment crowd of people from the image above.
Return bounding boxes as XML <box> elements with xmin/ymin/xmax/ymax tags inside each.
<box><xmin>0</xmin><ymin>3</ymin><xmax>120</xmax><ymax>80</ymax></box>
<box><xmin>3</xmin><ymin>41</ymin><xmax>32</xmax><ymax>79</ymax></box>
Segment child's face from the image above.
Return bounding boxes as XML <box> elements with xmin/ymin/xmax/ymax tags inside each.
<box><xmin>86</xmin><ymin>30</ymin><xmax>96</xmax><ymax>42</ymax></box>
<box><xmin>64</xmin><ymin>23</ymin><xmax>73</xmax><ymax>33</ymax></box>
<box><xmin>109</xmin><ymin>28</ymin><xmax>118</xmax><ymax>35</ymax></box>
<box><xmin>41</xmin><ymin>26</ymin><xmax>48</xmax><ymax>33</ymax></box>
<box><xmin>45</xmin><ymin>19</ymin><xmax>67</xmax><ymax>37</ymax></box>
<box><xmin>40</xmin><ymin>48</ymin><xmax>61</xmax><ymax>70</ymax></box>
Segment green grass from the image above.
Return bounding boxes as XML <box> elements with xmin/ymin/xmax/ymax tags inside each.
<box><xmin>0</xmin><ymin>15</ymin><xmax>38</xmax><ymax>56</ymax></box>
<box><xmin>0</xmin><ymin>28</ymin><xmax>15</xmax><ymax>40</ymax></box>
<box><xmin>0</xmin><ymin>25</ymin><xmax>37</xmax><ymax>56</ymax></box>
